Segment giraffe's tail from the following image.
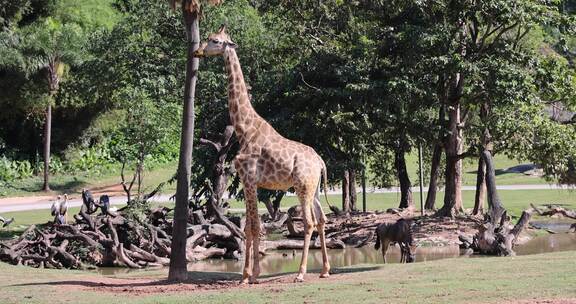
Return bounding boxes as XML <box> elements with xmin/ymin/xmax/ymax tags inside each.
<box><xmin>320</xmin><ymin>159</ymin><xmax>340</xmax><ymax>216</ymax></box>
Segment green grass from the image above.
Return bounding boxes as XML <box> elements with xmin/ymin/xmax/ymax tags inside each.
<box><xmin>403</xmin><ymin>152</ymin><xmax>548</xmax><ymax>186</ymax></box>
<box><xmin>0</xmin><ymin>161</ymin><xmax>177</xmax><ymax>198</ymax></box>
<box><xmin>0</xmin><ymin>250</ymin><xmax>574</xmax><ymax>303</ymax></box>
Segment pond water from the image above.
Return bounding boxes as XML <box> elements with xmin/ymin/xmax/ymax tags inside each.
<box><xmin>96</xmin><ymin>221</ymin><xmax>576</xmax><ymax>277</ymax></box>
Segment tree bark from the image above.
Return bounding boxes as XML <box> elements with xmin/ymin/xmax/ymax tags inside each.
<box><xmin>473</xmin><ymin>156</ymin><xmax>486</xmax><ymax>215</ymax></box>
<box><xmin>482</xmin><ymin>150</ymin><xmax>506</xmax><ymax>224</ymax></box>
<box><xmin>42</xmin><ymin>103</ymin><xmax>51</xmax><ymax>191</ymax></box>
<box><xmin>474</xmin><ymin>105</ymin><xmax>492</xmax><ymax>216</ymax></box>
<box><xmin>424</xmin><ymin>143</ymin><xmax>442</xmax><ymax>210</ymax></box>
<box><xmin>395</xmin><ymin>149</ymin><xmax>413</xmax><ymax>209</ymax></box>
<box><xmin>342</xmin><ymin>169</ymin><xmax>350</xmax><ymax>212</ymax></box>
<box><xmin>169</xmin><ymin>7</ymin><xmax>199</xmax><ymax>282</ymax></box>
<box><xmin>437</xmin><ymin>95</ymin><xmax>463</xmax><ymax>216</ymax></box>
<box><xmin>349</xmin><ymin>169</ymin><xmax>357</xmax><ymax>211</ymax></box>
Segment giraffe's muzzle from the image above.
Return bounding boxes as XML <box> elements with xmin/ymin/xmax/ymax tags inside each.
<box><xmin>193</xmin><ymin>42</ymin><xmax>207</xmax><ymax>58</ymax></box>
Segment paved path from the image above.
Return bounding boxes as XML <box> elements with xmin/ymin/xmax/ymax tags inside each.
<box><xmin>0</xmin><ymin>184</ymin><xmax>570</xmax><ymax>213</ymax></box>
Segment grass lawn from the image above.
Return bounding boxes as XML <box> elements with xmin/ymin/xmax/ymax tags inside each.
<box><xmin>0</xmin><ymin>250</ymin><xmax>574</xmax><ymax>303</ymax></box>
<box><xmin>0</xmin><ymin>161</ymin><xmax>178</xmax><ymax>198</ymax></box>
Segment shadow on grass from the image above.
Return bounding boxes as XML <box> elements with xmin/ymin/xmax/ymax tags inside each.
<box><xmin>9</xmin><ymin>266</ymin><xmax>381</xmax><ymax>289</ymax></box>
<box><xmin>4</xmin><ymin>178</ymin><xmax>88</xmax><ymax>195</ymax></box>
<box><xmin>467</xmin><ymin>169</ymin><xmax>510</xmax><ymax>176</ymax></box>
<box><xmin>0</xmin><ymin>229</ymin><xmax>23</xmax><ymax>240</ymax></box>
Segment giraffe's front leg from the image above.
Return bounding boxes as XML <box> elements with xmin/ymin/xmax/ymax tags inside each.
<box><xmin>251</xmin><ymin>215</ymin><xmax>261</xmax><ymax>284</ymax></box>
<box><xmin>243</xmin><ymin>185</ymin><xmax>261</xmax><ymax>284</ymax></box>
<box><xmin>241</xmin><ymin>214</ymin><xmax>253</xmax><ymax>284</ymax></box>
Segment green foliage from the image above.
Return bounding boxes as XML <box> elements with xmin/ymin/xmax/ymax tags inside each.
<box><xmin>0</xmin><ymin>156</ymin><xmax>34</xmax><ymax>182</ymax></box>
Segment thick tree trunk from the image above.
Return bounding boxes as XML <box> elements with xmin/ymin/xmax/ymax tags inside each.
<box><xmin>349</xmin><ymin>169</ymin><xmax>357</xmax><ymax>211</ymax></box>
<box><xmin>42</xmin><ymin>103</ymin><xmax>52</xmax><ymax>191</ymax></box>
<box><xmin>437</xmin><ymin>101</ymin><xmax>463</xmax><ymax>217</ymax></box>
<box><xmin>395</xmin><ymin>150</ymin><xmax>413</xmax><ymax>209</ymax></box>
<box><xmin>169</xmin><ymin>8</ymin><xmax>199</xmax><ymax>282</ymax></box>
<box><xmin>473</xmin><ymin>156</ymin><xmax>486</xmax><ymax>215</ymax></box>
<box><xmin>424</xmin><ymin>143</ymin><xmax>442</xmax><ymax>210</ymax></box>
<box><xmin>342</xmin><ymin>169</ymin><xmax>350</xmax><ymax>212</ymax></box>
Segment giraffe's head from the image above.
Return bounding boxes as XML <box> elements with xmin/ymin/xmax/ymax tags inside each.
<box><xmin>194</xmin><ymin>25</ymin><xmax>237</xmax><ymax>58</ymax></box>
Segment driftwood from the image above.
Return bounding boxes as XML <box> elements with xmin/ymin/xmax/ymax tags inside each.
<box><xmin>461</xmin><ymin>151</ymin><xmax>532</xmax><ymax>256</ymax></box>
<box><xmin>262</xmin><ymin>213</ymin><xmax>288</xmax><ymax>230</ymax></box>
<box><xmin>530</xmin><ymin>203</ymin><xmax>576</xmax><ymax>220</ymax></box>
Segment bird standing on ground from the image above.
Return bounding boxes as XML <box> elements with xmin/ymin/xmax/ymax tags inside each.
<box><xmin>51</xmin><ymin>195</ymin><xmax>62</xmax><ymax>223</ymax></box>
<box><xmin>60</xmin><ymin>194</ymin><xmax>69</xmax><ymax>224</ymax></box>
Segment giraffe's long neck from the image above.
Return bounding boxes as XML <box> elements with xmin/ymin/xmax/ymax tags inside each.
<box><xmin>224</xmin><ymin>47</ymin><xmax>262</xmax><ymax>145</ymax></box>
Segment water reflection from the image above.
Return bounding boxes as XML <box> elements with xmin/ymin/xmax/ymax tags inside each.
<box><xmin>96</xmin><ymin>231</ymin><xmax>576</xmax><ymax>276</ymax></box>
<box><xmin>515</xmin><ymin>233</ymin><xmax>576</xmax><ymax>255</ymax></box>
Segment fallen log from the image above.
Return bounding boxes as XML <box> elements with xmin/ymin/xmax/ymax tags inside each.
<box><xmin>530</xmin><ymin>203</ymin><xmax>576</xmax><ymax>220</ymax></box>
<box><xmin>186</xmin><ymin>246</ymin><xmax>226</xmax><ymax>261</ymax></box>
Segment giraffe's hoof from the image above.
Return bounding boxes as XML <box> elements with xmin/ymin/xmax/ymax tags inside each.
<box><xmin>239</xmin><ymin>278</ymin><xmax>250</xmax><ymax>285</ymax></box>
<box><xmin>249</xmin><ymin>278</ymin><xmax>260</xmax><ymax>284</ymax></box>
<box><xmin>319</xmin><ymin>272</ymin><xmax>330</xmax><ymax>278</ymax></box>
<box><xmin>293</xmin><ymin>275</ymin><xmax>305</xmax><ymax>283</ymax></box>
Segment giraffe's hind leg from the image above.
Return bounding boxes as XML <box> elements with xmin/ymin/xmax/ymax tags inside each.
<box><xmin>313</xmin><ymin>184</ymin><xmax>330</xmax><ymax>278</ymax></box>
<box><xmin>294</xmin><ymin>184</ymin><xmax>316</xmax><ymax>283</ymax></box>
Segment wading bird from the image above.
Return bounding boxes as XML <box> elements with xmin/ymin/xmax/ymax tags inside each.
<box><xmin>51</xmin><ymin>195</ymin><xmax>62</xmax><ymax>223</ymax></box>
<box><xmin>60</xmin><ymin>194</ymin><xmax>69</xmax><ymax>224</ymax></box>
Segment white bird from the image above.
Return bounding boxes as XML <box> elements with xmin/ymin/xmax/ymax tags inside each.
<box><xmin>59</xmin><ymin>194</ymin><xmax>69</xmax><ymax>224</ymax></box>
<box><xmin>51</xmin><ymin>195</ymin><xmax>62</xmax><ymax>217</ymax></box>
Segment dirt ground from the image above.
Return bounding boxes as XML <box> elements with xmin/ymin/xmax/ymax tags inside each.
<box><xmin>70</xmin><ymin>269</ymin><xmax>350</xmax><ymax>295</ymax></box>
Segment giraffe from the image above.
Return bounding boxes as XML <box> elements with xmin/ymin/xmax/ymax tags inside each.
<box><xmin>194</xmin><ymin>25</ymin><xmax>331</xmax><ymax>284</ymax></box>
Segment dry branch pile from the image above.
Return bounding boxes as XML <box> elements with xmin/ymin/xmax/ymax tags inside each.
<box><xmin>0</xmin><ymin>204</ymin><xmax>246</xmax><ymax>270</ymax></box>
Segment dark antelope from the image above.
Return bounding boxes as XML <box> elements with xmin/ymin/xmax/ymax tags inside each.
<box><xmin>374</xmin><ymin>218</ymin><xmax>417</xmax><ymax>263</ymax></box>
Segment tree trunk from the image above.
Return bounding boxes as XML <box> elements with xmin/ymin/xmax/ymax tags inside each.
<box><xmin>349</xmin><ymin>169</ymin><xmax>357</xmax><ymax>211</ymax></box>
<box><xmin>424</xmin><ymin>143</ymin><xmax>442</xmax><ymax>210</ymax></box>
<box><xmin>395</xmin><ymin>149</ymin><xmax>413</xmax><ymax>209</ymax></box>
<box><xmin>42</xmin><ymin>103</ymin><xmax>52</xmax><ymax>191</ymax></box>
<box><xmin>437</xmin><ymin>101</ymin><xmax>463</xmax><ymax>217</ymax></box>
<box><xmin>474</xmin><ymin>105</ymin><xmax>492</xmax><ymax>216</ymax></box>
<box><xmin>473</xmin><ymin>156</ymin><xmax>486</xmax><ymax>215</ymax></box>
<box><xmin>342</xmin><ymin>169</ymin><xmax>350</xmax><ymax>212</ymax></box>
<box><xmin>482</xmin><ymin>150</ymin><xmax>506</xmax><ymax>224</ymax></box>
<box><xmin>169</xmin><ymin>8</ymin><xmax>199</xmax><ymax>282</ymax></box>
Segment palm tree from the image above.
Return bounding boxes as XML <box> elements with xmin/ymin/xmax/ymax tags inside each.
<box><xmin>167</xmin><ymin>0</ymin><xmax>221</xmax><ymax>282</ymax></box>
<box><xmin>0</xmin><ymin>17</ymin><xmax>85</xmax><ymax>191</ymax></box>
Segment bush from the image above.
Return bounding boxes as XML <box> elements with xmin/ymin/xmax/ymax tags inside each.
<box><xmin>64</xmin><ymin>145</ymin><xmax>114</xmax><ymax>174</ymax></box>
<box><xmin>0</xmin><ymin>156</ymin><xmax>34</xmax><ymax>182</ymax></box>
